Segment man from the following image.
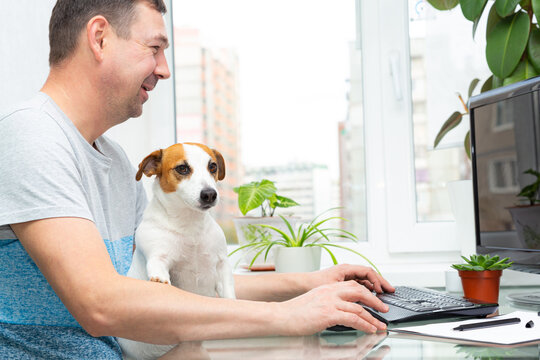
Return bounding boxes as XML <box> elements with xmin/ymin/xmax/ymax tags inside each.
<box><xmin>0</xmin><ymin>0</ymin><xmax>394</xmax><ymax>358</ymax></box>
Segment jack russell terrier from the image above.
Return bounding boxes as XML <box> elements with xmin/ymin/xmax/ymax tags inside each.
<box><xmin>118</xmin><ymin>142</ymin><xmax>235</xmax><ymax>360</ymax></box>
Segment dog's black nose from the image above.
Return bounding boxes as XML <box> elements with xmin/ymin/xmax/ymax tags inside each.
<box><xmin>200</xmin><ymin>188</ymin><xmax>217</xmax><ymax>204</ymax></box>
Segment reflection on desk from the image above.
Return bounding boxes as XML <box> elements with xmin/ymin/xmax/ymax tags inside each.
<box><xmin>159</xmin><ymin>331</ymin><xmax>540</xmax><ymax>360</ymax></box>
<box><xmin>160</xmin><ymin>333</ymin><xmax>389</xmax><ymax>360</ymax></box>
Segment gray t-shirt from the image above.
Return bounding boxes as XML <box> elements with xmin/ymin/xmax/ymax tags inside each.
<box><xmin>0</xmin><ymin>93</ymin><xmax>147</xmax><ymax>359</ymax></box>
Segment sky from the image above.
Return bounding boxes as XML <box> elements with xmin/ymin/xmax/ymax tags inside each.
<box><xmin>172</xmin><ymin>0</ymin><xmax>356</xmax><ymax>177</ymax></box>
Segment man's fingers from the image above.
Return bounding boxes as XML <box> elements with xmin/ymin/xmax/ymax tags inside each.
<box><xmin>336</xmin><ymin>301</ymin><xmax>387</xmax><ymax>331</ymax></box>
<box><xmin>361</xmin><ymin>269</ymin><xmax>394</xmax><ymax>294</ymax></box>
<box><xmin>337</xmin><ymin>281</ymin><xmax>389</xmax><ymax>313</ymax></box>
<box><xmin>339</xmin><ymin>265</ymin><xmax>394</xmax><ymax>294</ymax></box>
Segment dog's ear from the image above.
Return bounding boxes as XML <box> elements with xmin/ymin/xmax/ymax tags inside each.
<box><xmin>212</xmin><ymin>149</ymin><xmax>226</xmax><ymax>181</ymax></box>
<box><xmin>135</xmin><ymin>149</ymin><xmax>163</xmax><ymax>181</ymax></box>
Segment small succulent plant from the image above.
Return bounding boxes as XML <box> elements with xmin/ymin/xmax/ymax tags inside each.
<box><xmin>451</xmin><ymin>254</ymin><xmax>513</xmax><ymax>271</ymax></box>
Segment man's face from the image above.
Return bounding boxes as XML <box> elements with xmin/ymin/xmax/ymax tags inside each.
<box><xmin>103</xmin><ymin>2</ymin><xmax>170</xmax><ymax>122</ymax></box>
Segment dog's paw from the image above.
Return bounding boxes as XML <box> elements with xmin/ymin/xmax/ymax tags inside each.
<box><xmin>149</xmin><ymin>276</ymin><xmax>170</xmax><ymax>284</ymax></box>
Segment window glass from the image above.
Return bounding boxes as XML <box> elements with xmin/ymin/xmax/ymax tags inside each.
<box><xmin>408</xmin><ymin>0</ymin><xmax>491</xmax><ymax>221</ymax></box>
<box><xmin>172</xmin><ymin>0</ymin><xmax>367</xmax><ymax>243</ymax></box>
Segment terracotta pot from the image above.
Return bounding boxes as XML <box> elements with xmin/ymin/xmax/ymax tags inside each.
<box><xmin>458</xmin><ymin>270</ymin><xmax>502</xmax><ymax>303</ymax></box>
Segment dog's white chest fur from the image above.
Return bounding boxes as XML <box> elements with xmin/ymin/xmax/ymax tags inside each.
<box><xmin>130</xmin><ymin>203</ymin><xmax>234</xmax><ymax>298</ymax></box>
<box><xmin>118</xmin><ymin>143</ymin><xmax>235</xmax><ymax>360</ymax></box>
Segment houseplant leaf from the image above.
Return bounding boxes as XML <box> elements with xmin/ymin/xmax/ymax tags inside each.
<box><xmin>274</xmin><ymin>195</ymin><xmax>300</xmax><ymax>208</ymax></box>
<box><xmin>527</xmin><ymin>25</ymin><xmax>540</xmax><ymax>72</ymax></box>
<box><xmin>486</xmin><ymin>11</ymin><xmax>530</xmax><ymax>78</ymax></box>
<box><xmin>481</xmin><ymin>75</ymin><xmax>494</xmax><ymax>92</ymax></box>
<box><xmin>494</xmin><ymin>0</ymin><xmax>521</xmax><ymax>17</ymax></box>
<box><xmin>461</xmin><ymin>0</ymin><xmax>488</xmax><ymax>21</ymax></box>
<box><xmin>533</xmin><ymin>0</ymin><xmax>540</xmax><ymax>23</ymax></box>
<box><xmin>486</xmin><ymin>3</ymin><xmax>503</xmax><ymax>40</ymax></box>
<box><xmin>467</xmin><ymin>78</ymin><xmax>480</xmax><ymax>98</ymax></box>
<box><xmin>426</xmin><ymin>0</ymin><xmax>459</xmax><ymax>10</ymax></box>
<box><xmin>502</xmin><ymin>59</ymin><xmax>539</xmax><ymax>86</ymax></box>
<box><xmin>235</xmin><ymin>180</ymin><xmax>277</xmax><ymax>215</ymax></box>
<box><xmin>433</xmin><ymin>111</ymin><xmax>463</xmax><ymax>148</ymax></box>
<box><xmin>464</xmin><ymin>131</ymin><xmax>471</xmax><ymax>159</ymax></box>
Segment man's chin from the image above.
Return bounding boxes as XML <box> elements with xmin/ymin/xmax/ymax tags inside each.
<box><xmin>127</xmin><ymin>105</ymin><xmax>143</xmax><ymax>119</ymax></box>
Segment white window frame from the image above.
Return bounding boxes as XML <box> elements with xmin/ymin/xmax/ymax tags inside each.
<box><xmin>307</xmin><ymin>0</ymin><xmax>463</xmax><ymax>286</ymax></box>
<box><xmin>359</xmin><ymin>0</ymin><xmax>459</xmax><ymax>253</ymax></box>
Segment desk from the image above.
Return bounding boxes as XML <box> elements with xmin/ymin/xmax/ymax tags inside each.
<box><xmin>179</xmin><ymin>286</ymin><xmax>540</xmax><ymax>359</ymax></box>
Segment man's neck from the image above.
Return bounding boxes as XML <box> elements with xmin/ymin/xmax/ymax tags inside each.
<box><xmin>41</xmin><ymin>65</ymin><xmax>111</xmax><ymax>145</ymax></box>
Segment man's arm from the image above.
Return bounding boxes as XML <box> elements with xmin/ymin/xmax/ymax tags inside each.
<box><xmin>234</xmin><ymin>265</ymin><xmax>395</xmax><ymax>302</ymax></box>
<box><xmin>12</xmin><ymin>217</ymin><xmax>389</xmax><ymax>343</ymax></box>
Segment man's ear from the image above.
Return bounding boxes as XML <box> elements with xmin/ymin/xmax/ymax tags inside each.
<box><xmin>136</xmin><ymin>149</ymin><xmax>163</xmax><ymax>181</ymax></box>
<box><xmin>86</xmin><ymin>15</ymin><xmax>109</xmax><ymax>62</ymax></box>
<box><xmin>212</xmin><ymin>149</ymin><xmax>226</xmax><ymax>181</ymax></box>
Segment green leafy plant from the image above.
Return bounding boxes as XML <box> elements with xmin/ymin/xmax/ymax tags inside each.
<box><xmin>233</xmin><ymin>179</ymin><xmax>299</xmax><ymax>216</ymax></box>
<box><xmin>433</xmin><ymin>78</ymin><xmax>479</xmax><ymax>159</ymax></box>
<box><xmin>229</xmin><ymin>208</ymin><xmax>380</xmax><ymax>273</ymax></box>
<box><xmin>517</xmin><ymin>168</ymin><xmax>540</xmax><ymax>205</ymax></box>
<box><xmin>430</xmin><ymin>0</ymin><xmax>540</xmax><ymax>157</ymax></box>
<box><xmin>451</xmin><ymin>254</ymin><xmax>513</xmax><ymax>271</ymax></box>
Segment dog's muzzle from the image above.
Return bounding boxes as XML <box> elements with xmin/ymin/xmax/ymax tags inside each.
<box><xmin>199</xmin><ymin>188</ymin><xmax>217</xmax><ymax>209</ymax></box>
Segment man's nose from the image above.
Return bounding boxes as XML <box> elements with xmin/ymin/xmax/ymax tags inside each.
<box><xmin>155</xmin><ymin>51</ymin><xmax>171</xmax><ymax>80</ymax></box>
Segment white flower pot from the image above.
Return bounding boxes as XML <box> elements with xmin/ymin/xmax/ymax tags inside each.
<box><xmin>274</xmin><ymin>247</ymin><xmax>321</xmax><ymax>273</ymax></box>
<box><xmin>233</xmin><ymin>216</ymin><xmax>300</xmax><ymax>267</ymax></box>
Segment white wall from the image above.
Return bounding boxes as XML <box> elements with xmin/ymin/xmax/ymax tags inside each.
<box><xmin>0</xmin><ymin>1</ymin><xmax>55</xmax><ymax>111</ymax></box>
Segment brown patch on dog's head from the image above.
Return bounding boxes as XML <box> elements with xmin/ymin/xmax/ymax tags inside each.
<box><xmin>137</xmin><ymin>143</ymin><xmax>226</xmax><ymax>194</ymax></box>
<box><xmin>136</xmin><ymin>149</ymin><xmax>163</xmax><ymax>181</ymax></box>
<box><xmin>136</xmin><ymin>144</ymin><xmax>192</xmax><ymax>193</ymax></box>
<box><xmin>185</xmin><ymin>142</ymin><xmax>226</xmax><ymax>181</ymax></box>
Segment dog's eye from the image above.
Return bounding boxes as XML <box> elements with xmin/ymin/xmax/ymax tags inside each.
<box><xmin>208</xmin><ymin>162</ymin><xmax>218</xmax><ymax>174</ymax></box>
<box><xmin>175</xmin><ymin>164</ymin><xmax>190</xmax><ymax>175</ymax></box>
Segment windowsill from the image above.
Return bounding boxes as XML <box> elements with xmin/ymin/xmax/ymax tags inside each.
<box><xmin>357</xmin><ymin>264</ymin><xmax>540</xmax><ymax>288</ymax></box>
<box><xmin>234</xmin><ymin>263</ymin><xmax>540</xmax><ymax>289</ymax></box>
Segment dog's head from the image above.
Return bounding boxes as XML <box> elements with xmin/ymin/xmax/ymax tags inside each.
<box><xmin>135</xmin><ymin>143</ymin><xmax>225</xmax><ymax>212</ymax></box>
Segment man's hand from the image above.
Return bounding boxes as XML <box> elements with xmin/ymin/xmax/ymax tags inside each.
<box><xmin>307</xmin><ymin>264</ymin><xmax>395</xmax><ymax>294</ymax></box>
<box><xmin>277</xmin><ymin>280</ymin><xmax>389</xmax><ymax>335</ymax></box>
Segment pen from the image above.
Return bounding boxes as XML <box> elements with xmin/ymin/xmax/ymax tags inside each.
<box><xmin>453</xmin><ymin>317</ymin><xmax>521</xmax><ymax>331</ymax></box>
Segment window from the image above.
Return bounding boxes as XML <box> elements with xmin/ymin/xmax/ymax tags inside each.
<box><xmin>172</xmin><ymin>0</ymin><xmax>367</xmax><ymax>244</ymax></box>
<box><xmin>408</xmin><ymin>0</ymin><xmax>491</xmax><ymax>222</ymax></box>
<box><xmin>169</xmin><ymin>0</ymin><xmax>494</xmax><ymax>279</ymax></box>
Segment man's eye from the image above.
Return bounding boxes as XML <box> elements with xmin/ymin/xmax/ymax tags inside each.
<box><xmin>208</xmin><ymin>162</ymin><xmax>217</xmax><ymax>173</ymax></box>
<box><xmin>175</xmin><ymin>164</ymin><xmax>190</xmax><ymax>175</ymax></box>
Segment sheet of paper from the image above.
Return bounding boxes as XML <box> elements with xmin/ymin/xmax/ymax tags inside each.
<box><xmin>389</xmin><ymin>311</ymin><xmax>540</xmax><ymax>345</ymax></box>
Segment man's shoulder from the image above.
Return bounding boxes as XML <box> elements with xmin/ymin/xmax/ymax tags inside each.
<box><xmin>0</xmin><ymin>93</ymin><xmax>72</xmax><ymax>144</ymax></box>
<box><xmin>0</xmin><ymin>93</ymin><xmax>50</xmax><ymax>121</ymax></box>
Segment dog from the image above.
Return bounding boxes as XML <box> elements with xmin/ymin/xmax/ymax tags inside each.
<box><xmin>118</xmin><ymin>142</ymin><xmax>235</xmax><ymax>360</ymax></box>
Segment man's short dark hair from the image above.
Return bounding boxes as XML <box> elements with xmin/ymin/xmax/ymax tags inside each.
<box><xmin>48</xmin><ymin>0</ymin><xmax>167</xmax><ymax>66</ymax></box>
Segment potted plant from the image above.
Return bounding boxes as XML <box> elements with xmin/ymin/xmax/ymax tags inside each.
<box><xmin>451</xmin><ymin>254</ymin><xmax>513</xmax><ymax>303</ymax></box>
<box><xmin>232</xmin><ymin>179</ymin><xmax>299</xmax><ymax>269</ymax></box>
<box><xmin>230</xmin><ymin>208</ymin><xmax>379</xmax><ymax>273</ymax></box>
<box><xmin>429</xmin><ymin>0</ymin><xmax>540</xmax><ymax>156</ymax></box>
<box><xmin>507</xmin><ymin>168</ymin><xmax>540</xmax><ymax>250</ymax></box>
